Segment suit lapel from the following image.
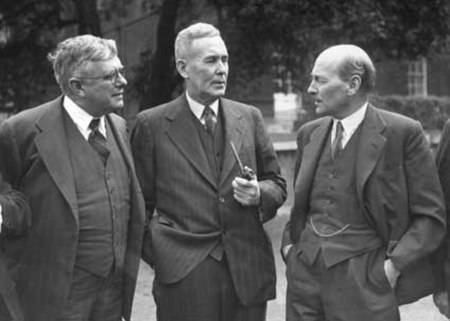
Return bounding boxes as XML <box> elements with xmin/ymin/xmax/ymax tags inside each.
<box><xmin>34</xmin><ymin>97</ymin><xmax>78</xmax><ymax>222</ymax></box>
<box><xmin>355</xmin><ymin>104</ymin><xmax>387</xmax><ymax>200</ymax></box>
<box><xmin>219</xmin><ymin>99</ymin><xmax>245</xmax><ymax>186</ymax></box>
<box><xmin>106</xmin><ymin>115</ymin><xmax>134</xmax><ymax>173</ymax></box>
<box><xmin>294</xmin><ymin>118</ymin><xmax>332</xmax><ymax>211</ymax></box>
<box><xmin>165</xmin><ymin>95</ymin><xmax>217</xmax><ymax>188</ymax></box>
<box><xmin>107</xmin><ymin>114</ymin><xmax>145</xmax><ymax>225</ymax></box>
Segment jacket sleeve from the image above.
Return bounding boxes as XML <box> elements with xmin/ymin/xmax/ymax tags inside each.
<box><xmin>281</xmin><ymin>126</ymin><xmax>307</xmax><ymax>251</ymax></box>
<box><xmin>389</xmin><ymin>120</ymin><xmax>446</xmax><ymax>272</ymax></box>
<box><xmin>433</xmin><ymin>120</ymin><xmax>450</xmax><ymax>291</ymax></box>
<box><xmin>253</xmin><ymin>109</ymin><xmax>287</xmax><ymax>223</ymax></box>
<box><xmin>131</xmin><ymin>113</ymin><xmax>156</xmax><ymax>267</ymax></box>
<box><xmin>0</xmin><ymin>121</ymin><xmax>31</xmax><ymax>235</ymax></box>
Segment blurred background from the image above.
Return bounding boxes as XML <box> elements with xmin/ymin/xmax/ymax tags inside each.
<box><xmin>1</xmin><ymin>0</ymin><xmax>450</xmax><ymax>127</ymax></box>
<box><xmin>1</xmin><ymin>1</ymin><xmax>450</xmax><ymax>320</ymax></box>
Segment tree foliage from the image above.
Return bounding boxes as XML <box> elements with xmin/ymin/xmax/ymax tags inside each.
<box><xmin>133</xmin><ymin>0</ymin><xmax>450</xmax><ymax>108</ymax></box>
<box><xmin>218</xmin><ymin>0</ymin><xmax>450</xmax><ymax>97</ymax></box>
<box><xmin>0</xmin><ymin>0</ymin><xmax>105</xmax><ymax>111</ymax></box>
<box><xmin>1</xmin><ymin>0</ymin><xmax>449</xmax><ymax>112</ymax></box>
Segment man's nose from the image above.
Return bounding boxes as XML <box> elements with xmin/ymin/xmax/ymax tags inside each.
<box><xmin>307</xmin><ymin>81</ymin><xmax>316</xmax><ymax>95</ymax></box>
<box><xmin>117</xmin><ymin>72</ymin><xmax>128</xmax><ymax>86</ymax></box>
<box><xmin>217</xmin><ymin>61</ymin><xmax>228</xmax><ymax>74</ymax></box>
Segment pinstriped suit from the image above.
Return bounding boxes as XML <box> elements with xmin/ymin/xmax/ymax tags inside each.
<box><xmin>132</xmin><ymin>94</ymin><xmax>286</xmax><ymax>320</ymax></box>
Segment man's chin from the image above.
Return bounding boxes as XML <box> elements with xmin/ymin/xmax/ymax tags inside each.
<box><xmin>111</xmin><ymin>104</ymin><xmax>124</xmax><ymax>112</ymax></box>
<box><xmin>315</xmin><ymin>106</ymin><xmax>327</xmax><ymax>115</ymax></box>
<box><xmin>211</xmin><ymin>89</ymin><xmax>226</xmax><ymax>98</ymax></box>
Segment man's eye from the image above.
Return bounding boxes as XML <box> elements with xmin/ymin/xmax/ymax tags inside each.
<box><xmin>104</xmin><ymin>71</ymin><xmax>115</xmax><ymax>80</ymax></box>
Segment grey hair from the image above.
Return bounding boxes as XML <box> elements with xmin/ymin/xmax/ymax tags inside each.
<box><xmin>322</xmin><ymin>44</ymin><xmax>376</xmax><ymax>93</ymax></box>
<box><xmin>174</xmin><ymin>22</ymin><xmax>221</xmax><ymax>61</ymax></box>
<box><xmin>47</xmin><ymin>34</ymin><xmax>117</xmax><ymax>94</ymax></box>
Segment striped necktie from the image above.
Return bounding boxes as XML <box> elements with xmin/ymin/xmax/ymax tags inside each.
<box><xmin>88</xmin><ymin>118</ymin><xmax>110</xmax><ymax>165</ymax></box>
<box><xmin>202</xmin><ymin>105</ymin><xmax>216</xmax><ymax>135</ymax></box>
<box><xmin>331</xmin><ymin>121</ymin><xmax>344</xmax><ymax>160</ymax></box>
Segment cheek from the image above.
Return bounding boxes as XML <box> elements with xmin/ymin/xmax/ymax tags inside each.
<box><xmin>323</xmin><ymin>85</ymin><xmax>345</xmax><ymax>101</ymax></box>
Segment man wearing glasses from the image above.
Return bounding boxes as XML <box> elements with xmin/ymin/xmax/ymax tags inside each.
<box><xmin>0</xmin><ymin>35</ymin><xmax>145</xmax><ymax>321</ymax></box>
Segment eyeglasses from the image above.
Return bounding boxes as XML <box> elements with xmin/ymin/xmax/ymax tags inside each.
<box><xmin>78</xmin><ymin>67</ymin><xmax>126</xmax><ymax>84</ymax></box>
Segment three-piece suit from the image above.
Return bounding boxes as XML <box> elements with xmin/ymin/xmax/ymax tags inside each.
<box><xmin>283</xmin><ymin>104</ymin><xmax>446</xmax><ymax>320</ymax></box>
<box><xmin>0</xmin><ymin>96</ymin><xmax>145</xmax><ymax>321</ymax></box>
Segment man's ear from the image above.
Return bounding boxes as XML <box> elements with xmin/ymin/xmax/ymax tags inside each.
<box><xmin>176</xmin><ymin>59</ymin><xmax>189</xmax><ymax>79</ymax></box>
<box><xmin>347</xmin><ymin>75</ymin><xmax>362</xmax><ymax>96</ymax></box>
<box><xmin>68</xmin><ymin>78</ymin><xmax>86</xmax><ymax>97</ymax></box>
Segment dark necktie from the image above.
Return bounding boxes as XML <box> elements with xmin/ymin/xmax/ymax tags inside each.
<box><xmin>202</xmin><ymin>105</ymin><xmax>216</xmax><ymax>135</ymax></box>
<box><xmin>88</xmin><ymin>118</ymin><xmax>110</xmax><ymax>165</ymax></box>
<box><xmin>331</xmin><ymin>121</ymin><xmax>344</xmax><ymax>160</ymax></box>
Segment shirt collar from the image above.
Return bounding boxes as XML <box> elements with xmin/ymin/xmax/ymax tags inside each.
<box><xmin>63</xmin><ymin>96</ymin><xmax>106</xmax><ymax>140</ymax></box>
<box><xmin>186</xmin><ymin>91</ymin><xmax>219</xmax><ymax>120</ymax></box>
<box><xmin>334</xmin><ymin>102</ymin><xmax>368</xmax><ymax>138</ymax></box>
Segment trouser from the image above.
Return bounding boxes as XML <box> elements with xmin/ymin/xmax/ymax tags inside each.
<box><xmin>286</xmin><ymin>246</ymin><xmax>399</xmax><ymax>321</ymax></box>
<box><xmin>153</xmin><ymin>255</ymin><xmax>267</xmax><ymax>321</ymax></box>
<box><xmin>0</xmin><ymin>258</ymin><xmax>23</xmax><ymax>321</ymax></box>
<box><xmin>56</xmin><ymin>266</ymin><xmax>123</xmax><ymax>321</ymax></box>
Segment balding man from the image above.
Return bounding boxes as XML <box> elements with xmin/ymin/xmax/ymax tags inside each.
<box><xmin>282</xmin><ymin>44</ymin><xmax>446</xmax><ymax>321</ymax></box>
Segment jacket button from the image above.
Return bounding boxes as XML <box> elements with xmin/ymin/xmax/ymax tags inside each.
<box><xmin>218</xmin><ymin>197</ymin><xmax>225</xmax><ymax>203</ymax></box>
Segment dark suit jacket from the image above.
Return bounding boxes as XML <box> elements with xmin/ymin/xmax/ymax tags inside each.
<box><xmin>0</xmin><ymin>178</ymin><xmax>29</xmax><ymax>321</ymax></box>
<box><xmin>434</xmin><ymin>120</ymin><xmax>450</xmax><ymax>298</ymax></box>
<box><xmin>132</xmin><ymin>94</ymin><xmax>287</xmax><ymax>305</ymax></box>
<box><xmin>0</xmin><ymin>96</ymin><xmax>145</xmax><ymax>321</ymax></box>
<box><xmin>283</xmin><ymin>104</ymin><xmax>446</xmax><ymax>304</ymax></box>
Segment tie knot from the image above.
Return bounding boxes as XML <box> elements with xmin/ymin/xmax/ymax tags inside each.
<box><xmin>335</xmin><ymin>121</ymin><xmax>344</xmax><ymax>138</ymax></box>
<box><xmin>202</xmin><ymin>105</ymin><xmax>214</xmax><ymax>118</ymax></box>
<box><xmin>89</xmin><ymin>118</ymin><xmax>101</xmax><ymax>131</ymax></box>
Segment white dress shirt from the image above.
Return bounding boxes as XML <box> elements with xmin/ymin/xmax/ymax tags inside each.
<box><xmin>63</xmin><ymin>96</ymin><xmax>107</xmax><ymax>140</ymax></box>
<box><xmin>331</xmin><ymin>102</ymin><xmax>368</xmax><ymax>148</ymax></box>
<box><xmin>186</xmin><ymin>91</ymin><xmax>219</xmax><ymax>126</ymax></box>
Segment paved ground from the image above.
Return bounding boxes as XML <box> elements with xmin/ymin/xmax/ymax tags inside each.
<box><xmin>131</xmin><ymin>206</ymin><xmax>447</xmax><ymax>321</ymax></box>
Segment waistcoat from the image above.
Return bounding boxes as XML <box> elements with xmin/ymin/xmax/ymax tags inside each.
<box><xmin>64</xmin><ymin>112</ymin><xmax>131</xmax><ymax>276</ymax></box>
<box><xmin>192</xmin><ymin>107</ymin><xmax>225</xmax><ymax>260</ymax></box>
<box><xmin>300</xmin><ymin>124</ymin><xmax>382</xmax><ymax>267</ymax></box>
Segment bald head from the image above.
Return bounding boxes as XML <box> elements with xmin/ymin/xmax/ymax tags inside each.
<box><xmin>308</xmin><ymin>44</ymin><xmax>376</xmax><ymax>119</ymax></box>
<box><xmin>317</xmin><ymin>44</ymin><xmax>376</xmax><ymax>93</ymax></box>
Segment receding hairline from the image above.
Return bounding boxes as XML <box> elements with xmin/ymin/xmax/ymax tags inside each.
<box><xmin>318</xmin><ymin>45</ymin><xmax>372</xmax><ymax>67</ymax></box>
<box><xmin>315</xmin><ymin>44</ymin><xmax>376</xmax><ymax>92</ymax></box>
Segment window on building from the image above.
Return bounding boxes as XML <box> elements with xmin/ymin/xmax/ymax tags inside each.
<box><xmin>407</xmin><ymin>58</ymin><xmax>428</xmax><ymax>96</ymax></box>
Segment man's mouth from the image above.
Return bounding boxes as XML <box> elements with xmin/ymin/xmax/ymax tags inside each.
<box><xmin>213</xmin><ymin>80</ymin><xmax>226</xmax><ymax>86</ymax></box>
